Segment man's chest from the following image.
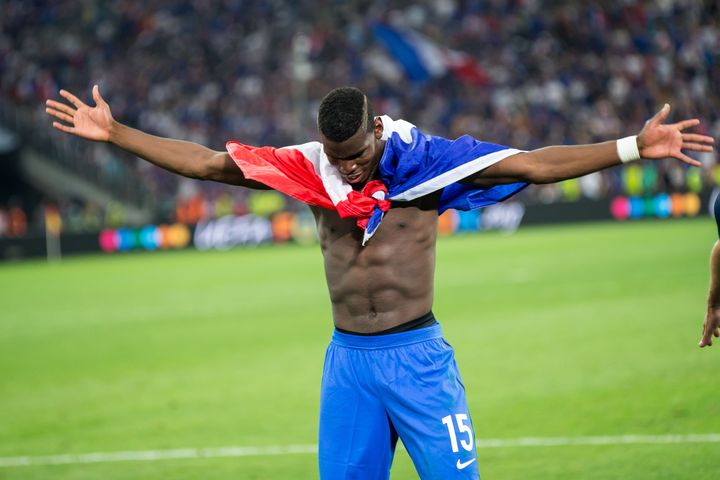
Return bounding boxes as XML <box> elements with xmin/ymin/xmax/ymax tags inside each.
<box><xmin>312</xmin><ymin>194</ymin><xmax>441</xmax><ymax>251</ymax></box>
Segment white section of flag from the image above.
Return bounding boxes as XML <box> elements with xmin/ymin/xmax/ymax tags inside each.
<box><xmin>389</xmin><ymin>148</ymin><xmax>523</xmax><ymax>201</ymax></box>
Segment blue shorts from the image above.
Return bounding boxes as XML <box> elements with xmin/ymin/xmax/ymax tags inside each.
<box><xmin>318</xmin><ymin>323</ymin><xmax>479</xmax><ymax>479</ymax></box>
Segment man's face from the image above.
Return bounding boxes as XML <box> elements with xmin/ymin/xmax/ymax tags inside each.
<box><xmin>321</xmin><ymin>117</ymin><xmax>385</xmax><ymax>187</ymax></box>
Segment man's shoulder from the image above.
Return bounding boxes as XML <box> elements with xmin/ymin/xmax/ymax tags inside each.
<box><xmin>380</xmin><ymin>115</ymin><xmax>418</xmax><ymax>144</ymax></box>
<box><xmin>279</xmin><ymin>141</ymin><xmax>323</xmax><ymax>153</ymax></box>
<box><xmin>277</xmin><ymin>141</ymin><xmax>326</xmax><ymax>169</ymax></box>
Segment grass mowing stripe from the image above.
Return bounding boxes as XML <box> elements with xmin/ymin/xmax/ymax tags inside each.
<box><xmin>2</xmin><ymin>434</ymin><xmax>719</xmax><ymax>467</ymax></box>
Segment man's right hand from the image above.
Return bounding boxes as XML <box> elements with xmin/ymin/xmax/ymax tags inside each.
<box><xmin>45</xmin><ymin>85</ymin><xmax>114</xmax><ymax>142</ymax></box>
<box><xmin>700</xmin><ymin>306</ymin><xmax>720</xmax><ymax>348</ymax></box>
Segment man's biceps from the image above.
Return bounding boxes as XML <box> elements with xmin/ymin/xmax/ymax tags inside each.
<box><xmin>216</xmin><ymin>152</ymin><xmax>274</xmax><ymax>189</ymax></box>
<box><xmin>462</xmin><ymin>153</ymin><xmax>529</xmax><ymax>186</ymax></box>
<box><xmin>483</xmin><ymin>152</ymin><xmax>529</xmax><ymax>177</ymax></box>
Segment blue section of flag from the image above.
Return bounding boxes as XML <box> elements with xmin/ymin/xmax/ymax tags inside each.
<box><xmin>379</xmin><ymin>126</ymin><xmax>528</xmax><ymax>213</ymax></box>
<box><xmin>372</xmin><ymin>23</ymin><xmax>431</xmax><ymax>82</ymax></box>
<box><xmin>365</xmin><ymin>206</ymin><xmax>385</xmax><ymax>240</ymax></box>
<box><xmin>439</xmin><ymin>181</ymin><xmax>528</xmax><ymax>213</ymax></box>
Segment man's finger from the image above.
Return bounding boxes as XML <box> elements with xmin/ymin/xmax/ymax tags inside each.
<box><xmin>59</xmin><ymin>89</ymin><xmax>87</xmax><ymax>109</ymax></box>
<box><xmin>700</xmin><ymin>326</ymin><xmax>713</xmax><ymax>347</ymax></box>
<box><xmin>682</xmin><ymin>133</ymin><xmax>714</xmax><ymax>144</ymax></box>
<box><xmin>674</xmin><ymin>119</ymin><xmax>700</xmax><ymax>131</ymax></box>
<box><xmin>46</xmin><ymin>107</ymin><xmax>74</xmax><ymax>124</ymax></box>
<box><xmin>676</xmin><ymin>152</ymin><xmax>702</xmax><ymax>167</ymax></box>
<box><xmin>52</xmin><ymin>121</ymin><xmax>75</xmax><ymax>134</ymax></box>
<box><xmin>681</xmin><ymin>142</ymin><xmax>714</xmax><ymax>152</ymax></box>
<box><xmin>649</xmin><ymin>103</ymin><xmax>670</xmax><ymax>126</ymax></box>
<box><xmin>45</xmin><ymin>99</ymin><xmax>76</xmax><ymax>116</ymax></box>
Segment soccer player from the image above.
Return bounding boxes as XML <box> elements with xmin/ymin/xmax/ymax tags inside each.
<box><xmin>701</xmin><ymin>192</ymin><xmax>720</xmax><ymax>348</ymax></box>
<box><xmin>45</xmin><ymin>85</ymin><xmax>713</xmax><ymax>479</ymax></box>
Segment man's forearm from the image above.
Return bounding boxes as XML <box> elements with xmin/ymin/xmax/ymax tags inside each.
<box><xmin>471</xmin><ymin>140</ymin><xmax>627</xmax><ymax>187</ymax></box>
<box><xmin>524</xmin><ymin>141</ymin><xmax>621</xmax><ymax>184</ymax></box>
<box><xmin>108</xmin><ymin>121</ymin><xmax>216</xmax><ymax>179</ymax></box>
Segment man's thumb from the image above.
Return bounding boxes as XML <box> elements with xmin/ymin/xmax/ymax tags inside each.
<box><xmin>92</xmin><ymin>84</ymin><xmax>105</xmax><ymax>106</ymax></box>
<box><xmin>651</xmin><ymin>103</ymin><xmax>670</xmax><ymax>125</ymax></box>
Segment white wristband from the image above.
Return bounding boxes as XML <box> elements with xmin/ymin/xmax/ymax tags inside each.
<box><xmin>617</xmin><ymin>135</ymin><xmax>641</xmax><ymax>163</ymax></box>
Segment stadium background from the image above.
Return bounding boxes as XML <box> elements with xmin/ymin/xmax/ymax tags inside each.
<box><xmin>1</xmin><ymin>1</ymin><xmax>719</xmax><ymax>479</ymax></box>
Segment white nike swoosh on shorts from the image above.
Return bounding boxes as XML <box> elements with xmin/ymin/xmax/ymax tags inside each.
<box><xmin>456</xmin><ymin>457</ymin><xmax>477</xmax><ymax>470</ymax></box>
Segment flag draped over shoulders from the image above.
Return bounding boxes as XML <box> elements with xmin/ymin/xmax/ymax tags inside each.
<box><xmin>226</xmin><ymin>115</ymin><xmax>527</xmax><ymax>245</ymax></box>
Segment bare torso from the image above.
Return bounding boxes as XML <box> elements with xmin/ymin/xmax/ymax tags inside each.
<box><xmin>311</xmin><ymin>193</ymin><xmax>441</xmax><ymax>333</ymax></box>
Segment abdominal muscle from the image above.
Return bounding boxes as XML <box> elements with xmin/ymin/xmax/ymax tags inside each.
<box><xmin>312</xmin><ymin>197</ymin><xmax>439</xmax><ymax>333</ymax></box>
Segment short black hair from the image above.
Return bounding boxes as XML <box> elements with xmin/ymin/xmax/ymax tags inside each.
<box><xmin>317</xmin><ymin>87</ymin><xmax>375</xmax><ymax>142</ymax></box>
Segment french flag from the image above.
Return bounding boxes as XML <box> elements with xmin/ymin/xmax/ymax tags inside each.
<box><xmin>372</xmin><ymin>23</ymin><xmax>490</xmax><ymax>86</ymax></box>
<box><xmin>227</xmin><ymin>116</ymin><xmax>526</xmax><ymax>245</ymax></box>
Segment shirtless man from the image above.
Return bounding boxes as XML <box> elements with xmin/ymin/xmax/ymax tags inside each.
<box><xmin>46</xmin><ymin>85</ymin><xmax>713</xmax><ymax>479</ymax></box>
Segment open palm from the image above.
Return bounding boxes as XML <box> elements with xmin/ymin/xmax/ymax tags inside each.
<box><xmin>637</xmin><ymin>104</ymin><xmax>714</xmax><ymax>166</ymax></box>
<box><xmin>45</xmin><ymin>85</ymin><xmax>113</xmax><ymax>142</ymax></box>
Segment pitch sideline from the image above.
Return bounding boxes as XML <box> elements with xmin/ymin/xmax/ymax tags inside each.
<box><xmin>1</xmin><ymin>434</ymin><xmax>719</xmax><ymax>467</ymax></box>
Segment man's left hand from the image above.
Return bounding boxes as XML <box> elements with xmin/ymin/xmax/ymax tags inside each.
<box><xmin>637</xmin><ymin>104</ymin><xmax>714</xmax><ymax>167</ymax></box>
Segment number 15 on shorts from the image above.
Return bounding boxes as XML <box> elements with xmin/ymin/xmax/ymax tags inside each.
<box><xmin>441</xmin><ymin>414</ymin><xmax>475</xmax><ymax>453</ymax></box>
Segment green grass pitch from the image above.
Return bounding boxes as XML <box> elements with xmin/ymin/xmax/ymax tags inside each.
<box><xmin>1</xmin><ymin>218</ymin><xmax>718</xmax><ymax>479</ymax></box>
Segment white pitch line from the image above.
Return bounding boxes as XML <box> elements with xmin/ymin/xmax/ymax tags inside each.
<box><xmin>0</xmin><ymin>445</ymin><xmax>318</xmax><ymax>468</ymax></box>
<box><xmin>476</xmin><ymin>434</ymin><xmax>720</xmax><ymax>448</ymax></box>
<box><xmin>1</xmin><ymin>434</ymin><xmax>719</xmax><ymax>468</ymax></box>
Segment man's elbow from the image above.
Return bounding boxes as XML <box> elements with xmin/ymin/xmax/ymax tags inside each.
<box><xmin>519</xmin><ymin>157</ymin><xmax>558</xmax><ymax>184</ymax></box>
<box><xmin>202</xmin><ymin>151</ymin><xmax>258</xmax><ymax>186</ymax></box>
<box><xmin>527</xmin><ymin>170</ymin><xmax>562</xmax><ymax>184</ymax></box>
<box><xmin>201</xmin><ymin>151</ymin><xmax>231</xmax><ymax>182</ymax></box>
<box><xmin>175</xmin><ymin>151</ymin><xmax>216</xmax><ymax>181</ymax></box>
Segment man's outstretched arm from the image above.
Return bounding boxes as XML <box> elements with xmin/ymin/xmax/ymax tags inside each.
<box><xmin>45</xmin><ymin>85</ymin><xmax>268</xmax><ymax>188</ymax></box>
<box><xmin>465</xmin><ymin>104</ymin><xmax>714</xmax><ymax>186</ymax></box>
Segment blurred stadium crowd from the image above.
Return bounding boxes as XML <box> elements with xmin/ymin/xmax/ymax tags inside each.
<box><xmin>1</xmin><ymin>0</ymin><xmax>718</xmax><ymax>236</ymax></box>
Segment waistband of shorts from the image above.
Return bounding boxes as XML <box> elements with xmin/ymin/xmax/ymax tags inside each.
<box><xmin>330</xmin><ymin>323</ymin><xmax>443</xmax><ymax>350</ymax></box>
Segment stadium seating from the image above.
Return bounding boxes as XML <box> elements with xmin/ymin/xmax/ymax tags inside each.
<box><xmin>0</xmin><ymin>0</ymin><xmax>717</xmax><ymax>235</ymax></box>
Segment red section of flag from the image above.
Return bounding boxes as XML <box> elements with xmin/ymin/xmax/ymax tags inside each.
<box><xmin>226</xmin><ymin>142</ymin><xmax>390</xmax><ymax>231</ymax></box>
<box><xmin>226</xmin><ymin>141</ymin><xmax>334</xmax><ymax>210</ymax></box>
<box><xmin>335</xmin><ymin>180</ymin><xmax>391</xmax><ymax>229</ymax></box>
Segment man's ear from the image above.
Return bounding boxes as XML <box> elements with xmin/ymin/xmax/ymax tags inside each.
<box><xmin>374</xmin><ymin>116</ymin><xmax>384</xmax><ymax>139</ymax></box>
